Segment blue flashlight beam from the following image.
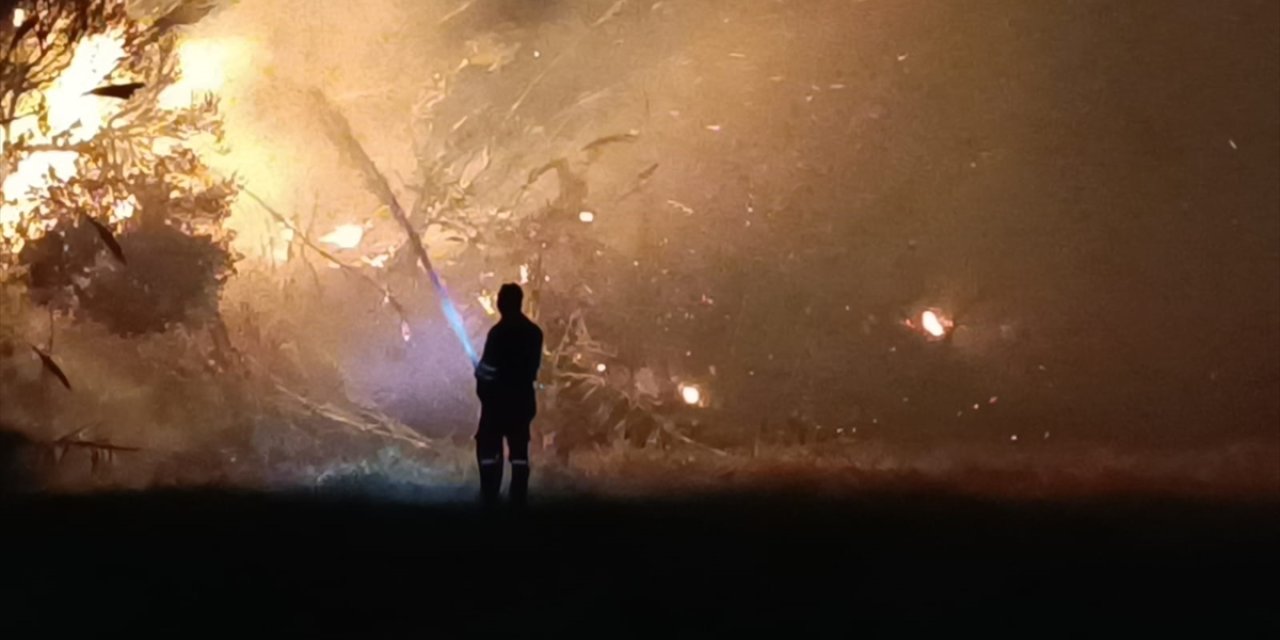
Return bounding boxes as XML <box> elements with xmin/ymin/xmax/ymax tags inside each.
<box><xmin>311</xmin><ymin>89</ymin><xmax>479</xmax><ymax>366</ymax></box>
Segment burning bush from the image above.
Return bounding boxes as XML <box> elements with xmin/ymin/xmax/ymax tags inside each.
<box><xmin>2</xmin><ymin>1</ymin><xmax>237</xmax><ymax>335</ymax></box>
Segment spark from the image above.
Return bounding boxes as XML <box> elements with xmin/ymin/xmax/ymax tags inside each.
<box><xmin>679</xmin><ymin>383</ymin><xmax>702</xmax><ymax>406</ymax></box>
<box><xmin>921</xmin><ymin>310</ymin><xmax>948</xmax><ymax>338</ymax></box>
<box><xmin>12</xmin><ymin>8</ymin><xmax>24</xmax><ymax>26</ymax></box>
<box><xmin>595</xmin><ymin>363</ymin><xmax>607</xmax><ymax>373</ymax></box>
<box><xmin>578</xmin><ymin>210</ymin><xmax>595</xmax><ymax>223</ymax></box>
<box><xmin>319</xmin><ymin>224</ymin><xmax>364</xmax><ymax>249</ymax></box>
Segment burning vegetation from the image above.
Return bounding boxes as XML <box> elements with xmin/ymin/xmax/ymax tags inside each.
<box><xmin>0</xmin><ymin>0</ymin><xmax>1276</xmax><ymax>497</ymax></box>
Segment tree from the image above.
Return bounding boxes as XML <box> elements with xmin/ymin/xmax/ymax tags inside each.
<box><xmin>1</xmin><ymin>0</ymin><xmax>235</xmax><ymax>335</ymax></box>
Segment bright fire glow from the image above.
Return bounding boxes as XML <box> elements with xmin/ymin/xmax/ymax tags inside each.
<box><xmin>12</xmin><ymin>8</ymin><xmax>25</xmax><ymax>27</ymax></box>
<box><xmin>158</xmin><ymin>38</ymin><xmax>239</xmax><ymax>109</ymax></box>
<box><xmin>679</xmin><ymin>383</ymin><xmax>702</xmax><ymax>406</ymax></box>
<box><xmin>46</xmin><ymin>34</ymin><xmax>126</xmax><ymax>137</ymax></box>
<box><xmin>921</xmin><ymin>310</ymin><xmax>947</xmax><ymax>338</ymax></box>
<box><xmin>2</xmin><ymin>32</ymin><xmax>127</xmax><ymax>242</ymax></box>
<box><xmin>319</xmin><ymin>224</ymin><xmax>364</xmax><ymax>249</ymax></box>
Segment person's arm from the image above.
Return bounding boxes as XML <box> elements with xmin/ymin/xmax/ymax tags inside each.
<box><xmin>476</xmin><ymin>328</ymin><xmax>500</xmax><ymax>399</ymax></box>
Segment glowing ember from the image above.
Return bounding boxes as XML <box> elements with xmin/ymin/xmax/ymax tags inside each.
<box><xmin>12</xmin><ymin>8</ymin><xmax>24</xmax><ymax>27</ymax></box>
<box><xmin>477</xmin><ymin>293</ymin><xmax>497</xmax><ymax>316</ymax></box>
<box><xmin>595</xmin><ymin>363</ymin><xmax>607</xmax><ymax>373</ymax></box>
<box><xmin>319</xmin><ymin>224</ymin><xmax>364</xmax><ymax>249</ymax></box>
<box><xmin>679</xmin><ymin>383</ymin><xmax>702</xmax><ymax>406</ymax></box>
<box><xmin>921</xmin><ymin>310</ymin><xmax>947</xmax><ymax>337</ymax></box>
<box><xmin>578</xmin><ymin>210</ymin><xmax>595</xmax><ymax>223</ymax></box>
<box><xmin>110</xmin><ymin>198</ymin><xmax>138</xmax><ymax>224</ymax></box>
<box><xmin>361</xmin><ymin>251</ymin><xmax>391</xmax><ymax>269</ymax></box>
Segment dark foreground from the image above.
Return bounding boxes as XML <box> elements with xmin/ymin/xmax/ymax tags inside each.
<box><xmin>2</xmin><ymin>489</ymin><xmax>1277</xmax><ymax>636</ymax></box>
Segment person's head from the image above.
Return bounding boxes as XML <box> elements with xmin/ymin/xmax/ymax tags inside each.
<box><xmin>497</xmin><ymin>283</ymin><xmax>524</xmax><ymax>317</ymax></box>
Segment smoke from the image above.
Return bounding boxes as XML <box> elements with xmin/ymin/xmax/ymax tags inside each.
<box><xmin>118</xmin><ymin>0</ymin><xmax>1280</xmax><ymax>445</ymax></box>
<box><xmin>2</xmin><ymin>0</ymin><xmax>1276</xmax><ymax>495</ymax></box>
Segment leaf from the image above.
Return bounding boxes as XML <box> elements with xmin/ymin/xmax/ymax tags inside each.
<box><xmin>581</xmin><ymin>130</ymin><xmax>640</xmax><ymax>153</ymax></box>
<box><xmin>154</xmin><ymin>0</ymin><xmax>218</xmax><ymax>32</ymax></box>
<box><xmin>30</xmin><ymin>345</ymin><xmax>71</xmax><ymax>390</ymax></box>
<box><xmin>80</xmin><ymin>214</ymin><xmax>127</xmax><ymax>265</ymax></box>
<box><xmin>86</xmin><ymin>82</ymin><xmax>146</xmax><ymax>100</ymax></box>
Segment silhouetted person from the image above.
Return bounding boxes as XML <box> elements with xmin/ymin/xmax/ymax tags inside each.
<box><xmin>475</xmin><ymin>283</ymin><xmax>543</xmax><ymax>507</ymax></box>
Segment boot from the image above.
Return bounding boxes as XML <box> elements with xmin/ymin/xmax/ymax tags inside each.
<box><xmin>478</xmin><ymin>456</ymin><xmax>503</xmax><ymax>507</ymax></box>
<box><xmin>509</xmin><ymin>459</ymin><xmax>529</xmax><ymax>508</ymax></box>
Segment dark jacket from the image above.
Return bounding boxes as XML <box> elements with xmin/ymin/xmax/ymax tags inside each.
<box><xmin>476</xmin><ymin>313</ymin><xmax>543</xmax><ymax>409</ymax></box>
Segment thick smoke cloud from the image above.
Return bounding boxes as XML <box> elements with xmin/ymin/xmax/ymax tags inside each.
<box><xmin>190</xmin><ymin>0</ymin><xmax>1277</xmax><ymax>445</ymax></box>
<box><xmin>3</xmin><ymin>0</ymin><xmax>1274</xmax><ymax>494</ymax></box>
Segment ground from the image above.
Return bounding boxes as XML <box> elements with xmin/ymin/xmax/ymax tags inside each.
<box><xmin>2</xmin><ymin>486</ymin><xmax>1276</xmax><ymax>636</ymax></box>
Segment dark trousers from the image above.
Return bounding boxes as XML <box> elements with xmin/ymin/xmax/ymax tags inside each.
<box><xmin>475</xmin><ymin>401</ymin><xmax>532</xmax><ymax>506</ymax></box>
